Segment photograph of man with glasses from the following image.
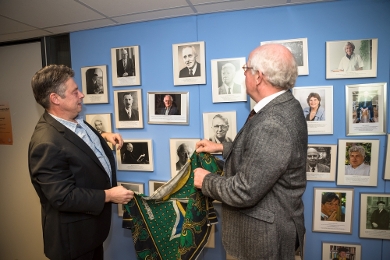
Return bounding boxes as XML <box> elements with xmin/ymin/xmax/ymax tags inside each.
<box><xmin>208</xmin><ymin>114</ymin><xmax>232</xmax><ymax>144</ymax></box>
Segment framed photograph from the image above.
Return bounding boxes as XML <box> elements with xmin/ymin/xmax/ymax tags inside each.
<box><xmin>148</xmin><ymin>180</ymin><xmax>166</xmax><ymax>196</ymax></box>
<box><xmin>312</xmin><ymin>188</ymin><xmax>354</xmax><ymax>234</ymax></box>
<box><xmin>360</xmin><ymin>193</ymin><xmax>390</xmax><ymax>239</ymax></box>
<box><xmin>172</xmin><ymin>41</ymin><xmax>206</xmax><ymax>86</ymax></box>
<box><xmin>306</xmin><ymin>144</ymin><xmax>337</xmax><ymax>181</ymax></box>
<box><xmin>116</xmin><ymin>139</ymin><xmax>153</xmax><ymax>171</ymax></box>
<box><xmin>292</xmin><ymin>86</ymin><xmax>333</xmax><ymax>135</ymax></box>
<box><xmin>169</xmin><ymin>138</ymin><xmax>200</xmax><ymax>178</ymax></box>
<box><xmin>346</xmin><ymin>82</ymin><xmax>387</xmax><ymax>136</ymax></box>
<box><xmin>117</xmin><ymin>181</ymin><xmax>144</xmax><ymax>216</ymax></box>
<box><xmin>322</xmin><ymin>242</ymin><xmax>361</xmax><ymax>260</ymax></box>
<box><xmin>337</xmin><ymin>139</ymin><xmax>380</xmax><ymax>186</ymax></box>
<box><xmin>81</xmin><ymin>65</ymin><xmax>108</xmax><ymax>104</ymax></box>
<box><xmin>202</xmin><ymin>111</ymin><xmax>237</xmax><ymax>152</ymax></box>
<box><xmin>326</xmin><ymin>38</ymin><xmax>378</xmax><ymax>79</ymax></box>
<box><xmin>385</xmin><ymin>134</ymin><xmax>390</xmax><ymax>180</ymax></box>
<box><xmin>261</xmin><ymin>38</ymin><xmax>309</xmax><ymax>75</ymax></box>
<box><xmin>211</xmin><ymin>57</ymin><xmax>247</xmax><ymax>103</ymax></box>
<box><xmin>114</xmin><ymin>89</ymin><xmax>143</xmax><ymax>129</ymax></box>
<box><xmin>85</xmin><ymin>113</ymin><xmax>114</xmax><ymax>150</ymax></box>
<box><xmin>147</xmin><ymin>92</ymin><xmax>189</xmax><ymax>125</ymax></box>
<box><xmin>111</xmin><ymin>46</ymin><xmax>141</xmax><ymax>86</ymax></box>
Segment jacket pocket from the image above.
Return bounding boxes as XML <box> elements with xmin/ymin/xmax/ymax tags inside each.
<box><xmin>240</xmin><ymin>207</ymin><xmax>275</xmax><ymax>224</ymax></box>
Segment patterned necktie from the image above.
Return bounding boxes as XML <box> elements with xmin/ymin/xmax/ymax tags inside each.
<box><xmin>245</xmin><ymin>109</ymin><xmax>256</xmax><ymax>123</ymax></box>
<box><xmin>189</xmin><ymin>69</ymin><xmax>193</xmax><ymax>76</ymax></box>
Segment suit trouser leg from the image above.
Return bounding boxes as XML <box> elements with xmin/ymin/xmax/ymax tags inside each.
<box><xmin>72</xmin><ymin>245</ymin><xmax>103</xmax><ymax>260</ymax></box>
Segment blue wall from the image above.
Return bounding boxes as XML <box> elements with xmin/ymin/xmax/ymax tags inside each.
<box><xmin>70</xmin><ymin>0</ymin><xmax>390</xmax><ymax>259</ymax></box>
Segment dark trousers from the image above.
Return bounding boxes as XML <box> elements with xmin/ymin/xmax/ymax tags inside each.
<box><xmin>72</xmin><ymin>245</ymin><xmax>103</xmax><ymax>260</ymax></box>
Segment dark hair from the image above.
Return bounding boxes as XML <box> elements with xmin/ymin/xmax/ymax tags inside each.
<box><xmin>306</xmin><ymin>92</ymin><xmax>321</xmax><ymax>106</ymax></box>
<box><xmin>31</xmin><ymin>65</ymin><xmax>74</xmax><ymax>109</ymax></box>
<box><xmin>321</xmin><ymin>192</ymin><xmax>340</xmax><ymax>205</ymax></box>
<box><xmin>338</xmin><ymin>247</ymin><xmax>348</xmax><ymax>253</ymax></box>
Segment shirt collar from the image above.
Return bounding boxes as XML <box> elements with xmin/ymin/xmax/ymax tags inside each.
<box><xmin>253</xmin><ymin>90</ymin><xmax>287</xmax><ymax>113</ymax></box>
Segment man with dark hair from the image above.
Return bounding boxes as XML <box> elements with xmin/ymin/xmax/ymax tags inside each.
<box><xmin>321</xmin><ymin>192</ymin><xmax>344</xmax><ymax>222</ymax></box>
<box><xmin>371</xmin><ymin>201</ymin><xmax>390</xmax><ymax>230</ymax></box>
<box><xmin>118</xmin><ymin>92</ymin><xmax>139</xmax><ymax>121</ymax></box>
<box><xmin>28</xmin><ymin>64</ymin><xmax>134</xmax><ymax>260</ymax></box>
<box><xmin>333</xmin><ymin>247</ymin><xmax>349</xmax><ymax>260</ymax></box>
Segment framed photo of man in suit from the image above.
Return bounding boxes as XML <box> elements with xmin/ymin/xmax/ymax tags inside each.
<box><xmin>81</xmin><ymin>65</ymin><xmax>108</xmax><ymax>104</ymax></box>
<box><xmin>85</xmin><ymin>113</ymin><xmax>113</xmax><ymax>150</ymax></box>
<box><xmin>346</xmin><ymin>83</ymin><xmax>386</xmax><ymax>136</ymax></box>
<box><xmin>312</xmin><ymin>188</ymin><xmax>354</xmax><ymax>234</ymax></box>
<box><xmin>306</xmin><ymin>144</ymin><xmax>337</xmax><ymax>181</ymax></box>
<box><xmin>359</xmin><ymin>193</ymin><xmax>390</xmax><ymax>239</ymax></box>
<box><xmin>111</xmin><ymin>46</ymin><xmax>141</xmax><ymax>86</ymax></box>
<box><xmin>172</xmin><ymin>41</ymin><xmax>206</xmax><ymax>86</ymax></box>
<box><xmin>211</xmin><ymin>57</ymin><xmax>247</xmax><ymax>103</ymax></box>
<box><xmin>147</xmin><ymin>91</ymin><xmax>189</xmax><ymax>125</ymax></box>
<box><xmin>114</xmin><ymin>89</ymin><xmax>143</xmax><ymax>129</ymax></box>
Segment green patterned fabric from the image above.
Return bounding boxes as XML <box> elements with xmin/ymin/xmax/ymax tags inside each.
<box><xmin>123</xmin><ymin>152</ymin><xmax>223</xmax><ymax>260</ymax></box>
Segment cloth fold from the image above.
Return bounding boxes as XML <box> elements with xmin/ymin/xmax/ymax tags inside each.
<box><xmin>123</xmin><ymin>152</ymin><xmax>223</xmax><ymax>260</ymax></box>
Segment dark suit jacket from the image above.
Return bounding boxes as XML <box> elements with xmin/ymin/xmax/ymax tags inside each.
<box><xmin>117</xmin><ymin>57</ymin><xmax>134</xmax><ymax>77</ymax></box>
<box><xmin>371</xmin><ymin>208</ymin><xmax>390</xmax><ymax>229</ymax></box>
<box><xmin>28</xmin><ymin>112</ymin><xmax>116</xmax><ymax>260</ymax></box>
<box><xmin>179</xmin><ymin>62</ymin><xmax>201</xmax><ymax>78</ymax></box>
<box><xmin>201</xmin><ymin>91</ymin><xmax>308</xmax><ymax>259</ymax></box>
<box><xmin>158</xmin><ymin>106</ymin><xmax>179</xmax><ymax>115</ymax></box>
<box><xmin>118</xmin><ymin>108</ymin><xmax>139</xmax><ymax>121</ymax></box>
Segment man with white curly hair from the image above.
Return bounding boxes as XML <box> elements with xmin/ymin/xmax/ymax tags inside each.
<box><xmin>345</xmin><ymin>145</ymin><xmax>370</xmax><ymax>176</ymax></box>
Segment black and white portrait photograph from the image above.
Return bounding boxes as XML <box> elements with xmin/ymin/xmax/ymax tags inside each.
<box><xmin>117</xmin><ymin>182</ymin><xmax>144</xmax><ymax>216</ymax></box>
<box><xmin>261</xmin><ymin>38</ymin><xmax>309</xmax><ymax>75</ymax></box>
<box><xmin>321</xmin><ymin>242</ymin><xmax>361</xmax><ymax>260</ymax></box>
<box><xmin>211</xmin><ymin>57</ymin><xmax>246</xmax><ymax>103</ymax></box>
<box><xmin>337</xmin><ymin>139</ymin><xmax>379</xmax><ymax>187</ymax></box>
<box><xmin>312</xmin><ymin>188</ymin><xmax>354</xmax><ymax>234</ymax></box>
<box><xmin>360</xmin><ymin>193</ymin><xmax>390</xmax><ymax>240</ymax></box>
<box><xmin>81</xmin><ymin>65</ymin><xmax>108</xmax><ymax>104</ymax></box>
<box><xmin>203</xmin><ymin>111</ymin><xmax>237</xmax><ymax>153</ymax></box>
<box><xmin>114</xmin><ymin>89</ymin><xmax>143</xmax><ymax>129</ymax></box>
<box><xmin>306</xmin><ymin>144</ymin><xmax>337</xmax><ymax>181</ymax></box>
<box><xmin>169</xmin><ymin>138</ymin><xmax>200</xmax><ymax>178</ymax></box>
<box><xmin>147</xmin><ymin>92</ymin><xmax>189</xmax><ymax>125</ymax></box>
<box><xmin>346</xmin><ymin>83</ymin><xmax>386</xmax><ymax>136</ymax></box>
<box><xmin>116</xmin><ymin>139</ymin><xmax>153</xmax><ymax>171</ymax></box>
<box><xmin>111</xmin><ymin>46</ymin><xmax>141</xmax><ymax>86</ymax></box>
<box><xmin>172</xmin><ymin>41</ymin><xmax>206</xmax><ymax>86</ymax></box>
<box><xmin>85</xmin><ymin>113</ymin><xmax>113</xmax><ymax>150</ymax></box>
<box><xmin>293</xmin><ymin>86</ymin><xmax>333</xmax><ymax>135</ymax></box>
<box><xmin>326</xmin><ymin>38</ymin><xmax>378</xmax><ymax>79</ymax></box>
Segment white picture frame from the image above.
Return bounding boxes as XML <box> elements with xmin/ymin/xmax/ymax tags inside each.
<box><xmin>312</xmin><ymin>187</ymin><xmax>354</xmax><ymax>234</ymax></box>
<box><xmin>326</xmin><ymin>38</ymin><xmax>378</xmax><ymax>79</ymax></box>
<box><xmin>172</xmin><ymin>41</ymin><xmax>206</xmax><ymax>86</ymax></box>
<box><xmin>147</xmin><ymin>92</ymin><xmax>189</xmax><ymax>125</ymax></box>
<box><xmin>337</xmin><ymin>139</ymin><xmax>380</xmax><ymax>187</ymax></box>
<box><xmin>292</xmin><ymin>86</ymin><xmax>333</xmax><ymax>135</ymax></box>
<box><xmin>114</xmin><ymin>89</ymin><xmax>143</xmax><ymax>129</ymax></box>
<box><xmin>117</xmin><ymin>182</ymin><xmax>144</xmax><ymax>216</ymax></box>
<box><xmin>81</xmin><ymin>65</ymin><xmax>108</xmax><ymax>104</ymax></box>
<box><xmin>261</xmin><ymin>38</ymin><xmax>309</xmax><ymax>75</ymax></box>
<box><xmin>306</xmin><ymin>144</ymin><xmax>337</xmax><ymax>181</ymax></box>
<box><xmin>111</xmin><ymin>46</ymin><xmax>141</xmax><ymax>86</ymax></box>
<box><xmin>385</xmin><ymin>134</ymin><xmax>390</xmax><ymax>180</ymax></box>
<box><xmin>322</xmin><ymin>242</ymin><xmax>361</xmax><ymax>260</ymax></box>
<box><xmin>116</xmin><ymin>139</ymin><xmax>153</xmax><ymax>171</ymax></box>
<box><xmin>211</xmin><ymin>57</ymin><xmax>247</xmax><ymax>103</ymax></box>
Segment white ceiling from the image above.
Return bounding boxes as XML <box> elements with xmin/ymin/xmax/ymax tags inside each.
<box><xmin>0</xmin><ymin>0</ymin><xmax>333</xmax><ymax>43</ymax></box>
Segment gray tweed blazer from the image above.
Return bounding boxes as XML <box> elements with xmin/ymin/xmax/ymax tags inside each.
<box><xmin>202</xmin><ymin>90</ymin><xmax>308</xmax><ymax>260</ymax></box>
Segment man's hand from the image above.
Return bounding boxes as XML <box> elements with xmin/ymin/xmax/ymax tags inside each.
<box><xmin>372</xmin><ymin>222</ymin><xmax>378</xmax><ymax>228</ymax></box>
<box><xmin>195</xmin><ymin>139</ymin><xmax>223</xmax><ymax>153</ymax></box>
<box><xmin>105</xmin><ymin>185</ymin><xmax>134</xmax><ymax>204</ymax></box>
<box><xmin>193</xmin><ymin>167</ymin><xmax>210</xmax><ymax>188</ymax></box>
<box><xmin>327</xmin><ymin>211</ymin><xmax>338</xmax><ymax>221</ymax></box>
<box><xmin>101</xmin><ymin>132</ymin><xmax>124</xmax><ymax>150</ymax></box>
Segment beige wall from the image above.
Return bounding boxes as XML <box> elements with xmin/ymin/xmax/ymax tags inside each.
<box><xmin>0</xmin><ymin>42</ymin><xmax>46</xmax><ymax>259</ymax></box>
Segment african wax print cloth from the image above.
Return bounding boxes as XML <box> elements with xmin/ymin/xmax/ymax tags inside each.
<box><xmin>123</xmin><ymin>152</ymin><xmax>224</xmax><ymax>260</ymax></box>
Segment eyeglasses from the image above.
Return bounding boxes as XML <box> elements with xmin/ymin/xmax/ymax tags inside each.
<box><xmin>213</xmin><ymin>125</ymin><xmax>228</xmax><ymax>130</ymax></box>
<box><xmin>242</xmin><ymin>64</ymin><xmax>254</xmax><ymax>72</ymax></box>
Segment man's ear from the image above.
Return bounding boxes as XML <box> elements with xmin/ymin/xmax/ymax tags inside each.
<box><xmin>50</xmin><ymin>93</ymin><xmax>60</xmax><ymax>105</ymax></box>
